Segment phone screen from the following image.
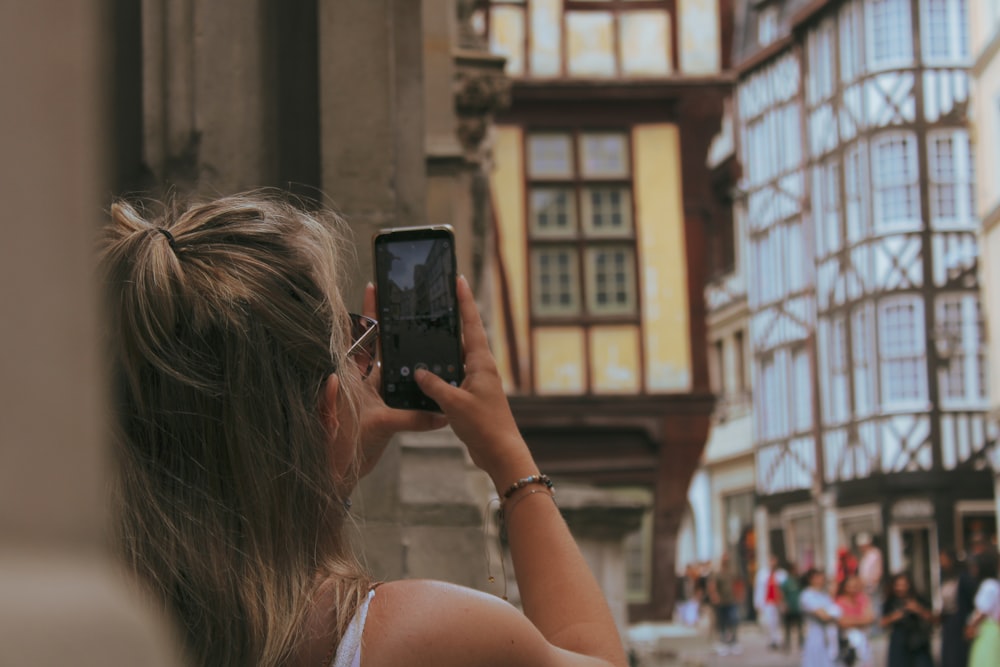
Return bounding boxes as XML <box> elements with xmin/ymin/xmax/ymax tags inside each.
<box><xmin>373</xmin><ymin>227</ymin><xmax>463</xmax><ymax>411</ymax></box>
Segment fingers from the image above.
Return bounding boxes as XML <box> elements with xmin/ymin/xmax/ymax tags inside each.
<box><xmin>363</xmin><ymin>282</ymin><xmax>377</xmax><ymax>320</ymax></box>
<box><xmin>414</xmin><ymin>368</ymin><xmax>463</xmax><ymax>411</ymax></box>
<box><xmin>455</xmin><ymin>275</ymin><xmax>493</xmax><ymax>372</ymax></box>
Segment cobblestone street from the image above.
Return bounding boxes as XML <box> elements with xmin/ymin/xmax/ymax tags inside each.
<box><xmin>628</xmin><ymin>620</ymin><xmax>890</xmax><ymax>667</ymax></box>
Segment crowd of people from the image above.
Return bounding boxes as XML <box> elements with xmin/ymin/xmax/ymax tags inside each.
<box><xmin>676</xmin><ymin>536</ymin><xmax>1000</xmax><ymax>667</ymax></box>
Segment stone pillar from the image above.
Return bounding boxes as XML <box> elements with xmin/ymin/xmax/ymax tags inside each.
<box><xmin>142</xmin><ymin>0</ymin><xmax>280</xmax><ymax>193</ymax></box>
<box><xmin>355</xmin><ymin>430</ymin><xmax>496</xmax><ymax>591</ymax></box>
<box><xmin>555</xmin><ymin>486</ymin><xmax>649</xmax><ymax>637</ymax></box>
<box><xmin>318</xmin><ymin>0</ymin><xmax>428</xmax><ymax>300</ymax></box>
<box><xmin>754</xmin><ymin>506</ymin><xmax>769</xmax><ymax>571</ymax></box>
<box><xmin>0</xmin><ymin>2</ymin><xmax>182</xmax><ymax>664</ymax></box>
<box><xmin>820</xmin><ymin>491</ymin><xmax>839</xmax><ymax>576</ymax></box>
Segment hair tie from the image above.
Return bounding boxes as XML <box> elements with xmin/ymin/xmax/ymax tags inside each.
<box><xmin>156</xmin><ymin>227</ymin><xmax>178</xmax><ymax>251</ymax></box>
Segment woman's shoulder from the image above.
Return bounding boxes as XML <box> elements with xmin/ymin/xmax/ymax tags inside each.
<box><xmin>360</xmin><ymin>580</ymin><xmax>605</xmax><ymax>667</ymax></box>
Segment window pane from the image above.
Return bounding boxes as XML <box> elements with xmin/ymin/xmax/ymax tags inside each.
<box><xmin>531</xmin><ymin>246</ymin><xmax>581</xmax><ymax>316</ymax></box>
<box><xmin>585</xmin><ymin>245</ymin><xmax>636</xmax><ymax>315</ymax></box>
<box><xmin>566</xmin><ymin>11</ymin><xmax>616</xmax><ymax>77</ymax></box>
<box><xmin>581</xmin><ymin>186</ymin><xmax>634</xmax><ymax>236</ymax></box>
<box><xmin>580</xmin><ymin>133</ymin><xmax>630</xmax><ymax>178</ymax></box>
<box><xmin>867</xmin><ymin>0</ymin><xmax>913</xmax><ymax>67</ymax></box>
<box><xmin>873</xmin><ymin>134</ymin><xmax>920</xmax><ymax>229</ymax></box>
<box><xmin>530</xmin><ymin>0</ymin><xmax>561</xmax><ymax>76</ymax></box>
<box><xmin>529</xmin><ymin>188</ymin><xmax>577</xmax><ymax>237</ymax></box>
<box><xmin>620</xmin><ymin>11</ymin><xmax>671</xmax><ymax>76</ymax></box>
<box><xmin>490</xmin><ymin>6</ymin><xmax>526</xmax><ymax>76</ymax></box>
<box><xmin>879</xmin><ymin>298</ymin><xmax>927</xmax><ymax>403</ymax></box>
<box><xmin>528</xmin><ymin>133</ymin><xmax>574</xmax><ymax>179</ymax></box>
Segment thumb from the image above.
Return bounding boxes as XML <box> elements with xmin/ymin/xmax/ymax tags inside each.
<box><xmin>414</xmin><ymin>368</ymin><xmax>461</xmax><ymax>409</ymax></box>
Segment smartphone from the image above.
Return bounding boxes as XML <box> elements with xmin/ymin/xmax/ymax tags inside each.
<box><xmin>373</xmin><ymin>225</ymin><xmax>464</xmax><ymax>411</ymax></box>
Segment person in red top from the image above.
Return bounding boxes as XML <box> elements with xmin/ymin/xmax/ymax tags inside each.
<box><xmin>836</xmin><ymin>574</ymin><xmax>875</xmax><ymax>667</ymax></box>
<box><xmin>754</xmin><ymin>554</ymin><xmax>786</xmax><ymax>649</ymax></box>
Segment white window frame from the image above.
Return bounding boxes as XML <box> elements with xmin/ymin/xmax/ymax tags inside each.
<box><xmin>791</xmin><ymin>346</ymin><xmax>813</xmax><ymax>433</ymax></box>
<box><xmin>865</xmin><ymin>0</ymin><xmax>914</xmax><ymax>71</ymax></box>
<box><xmin>807</xmin><ymin>18</ymin><xmax>836</xmax><ymax>105</ymax></box>
<box><xmin>919</xmin><ymin>0</ymin><xmax>969</xmax><ymax>65</ymax></box>
<box><xmin>845</xmin><ymin>141</ymin><xmax>870</xmax><ymax>243</ymax></box>
<box><xmin>878</xmin><ymin>295</ymin><xmax>929</xmax><ymax>409</ymax></box>
<box><xmin>936</xmin><ymin>294</ymin><xmax>988</xmax><ymax>408</ymax></box>
<box><xmin>927</xmin><ymin>129</ymin><xmax>975</xmax><ymax>229</ymax></box>
<box><xmin>824</xmin><ymin>315</ymin><xmax>851</xmax><ymax>425</ymax></box>
<box><xmin>813</xmin><ymin>157</ymin><xmax>842</xmax><ymax>257</ymax></box>
<box><xmin>839</xmin><ymin>0</ymin><xmax>864</xmax><ymax>83</ymax></box>
<box><xmin>871</xmin><ymin>132</ymin><xmax>922</xmax><ymax>233</ymax></box>
<box><xmin>852</xmin><ymin>302</ymin><xmax>878</xmax><ymax>418</ymax></box>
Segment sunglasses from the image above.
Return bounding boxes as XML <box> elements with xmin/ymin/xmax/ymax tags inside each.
<box><xmin>347</xmin><ymin>313</ymin><xmax>378</xmax><ymax>380</ymax></box>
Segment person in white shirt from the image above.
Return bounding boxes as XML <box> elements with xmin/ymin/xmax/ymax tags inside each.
<box><xmin>754</xmin><ymin>554</ymin><xmax>787</xmax><ymax>649</ymax></box>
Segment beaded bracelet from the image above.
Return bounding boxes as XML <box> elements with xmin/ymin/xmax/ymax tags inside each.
<box><xmin>501</xmin><ymin>473</ymin><xmax>554</xmax><ymax>500</ymax></box>
<box><xmin>501</xmin><ymin>487</ymin><xmax>556</xmax><ymax>524</ymax></box>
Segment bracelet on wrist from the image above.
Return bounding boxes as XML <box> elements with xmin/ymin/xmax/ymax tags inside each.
<box><xmin>501</xmin><ymin>473</ymin><xmax>554</xmax><ymax>500</ymax></box>
<box><xmin>500</xmin><ymin>487</ymin><xmax>555</xmax><ymax>523</ymax></box>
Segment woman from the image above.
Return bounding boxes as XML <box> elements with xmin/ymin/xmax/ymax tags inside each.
<box><xmin>799</xmin><ymin>568</ymin><xmax>842</xmax><ymax>667</ymax></box>
<box><xmin>103</xmin><ymin>194</ymin><xmax>629</xmax><ymax>667</ymax></box>
<box><xmin>836</xmin><ymin>574</ymin><xmax>874</xmax><ymax>667</ymax></box>
<box><xmin>781</xmin><ymin>561</ymin><xmax>803</xmax><ymax>651</ymax></box>
<box><xmin>881</xmin><ymin>573</ymin><xmax>934</xmax><ymax>667</ymax></box>
<box><xmin>938</xmin><ymin>549</ymin><xmax>968</xmax><ymax>667</ymax></box>
<box><xmin>967</xmin><ymin>549</ymin><xmax>1000</xmax><ymax>667</ymax></box>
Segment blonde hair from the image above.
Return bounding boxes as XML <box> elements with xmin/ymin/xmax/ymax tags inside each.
<box><xmin>102</xmin><ymin>192</ymin><xmax>370</xmax><ymax>666</ymax></box>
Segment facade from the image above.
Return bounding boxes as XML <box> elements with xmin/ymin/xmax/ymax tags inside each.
<box><xmin>970</xmin><ymin>0</ymin><xmax>1000</xmax><ymax>528</ymax></box>
<box><xmin>684</xmin><ymin>101</ymin><xmax>758</xmax><ymax>611</ymax></box>
<box><xmin>482</xmin><ymin>0</ymin><xmax>734</xmax><ymax>620</ymax></box>
<box><xmin>733</xmin><ymin>0</ymin><xmax>994</xmax><ymax>601</ymax></box>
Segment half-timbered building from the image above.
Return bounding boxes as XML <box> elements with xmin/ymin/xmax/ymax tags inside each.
<box><xmin>970</xmin><ymin>0</ymin><xmax>1000</xmax><ymax>536</ymax></box>
<box><xmin>734</xmin><ymin>0</ymin><xmax>993</xmax><ymax>600</ymax></box>
<box><xmin>479</xmin><ymin>0</ymin><xmax>733</xmax><ymax>619</ymax></box>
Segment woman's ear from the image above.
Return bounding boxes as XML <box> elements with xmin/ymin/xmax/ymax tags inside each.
<box><xmin>321</xmin><ymin>373</ymin><xmax>341</xmax><ymax>438</ymax></box>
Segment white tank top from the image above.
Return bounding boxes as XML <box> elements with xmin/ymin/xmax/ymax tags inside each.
<box><xmin>330</xmin><ymin>588</ymin><xmax>376</xmax><ymax>667</ymax></box>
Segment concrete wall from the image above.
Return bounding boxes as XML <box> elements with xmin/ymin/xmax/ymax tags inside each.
<box><xmin>0</xmin><ymin>2</ymin><xmax>183</xmax><ymax>664</ymax></box>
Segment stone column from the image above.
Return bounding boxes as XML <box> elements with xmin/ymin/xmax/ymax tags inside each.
<box><xmin>0</xmin><ymin>2</ymin><xmax>181</xmax><ymax>664</ymax></box>
<box><xmin>553</xmin><ymin>486</ymin><xmax>649</xmax><ymax>637</ymax></box>
<box><xmin>318</xmin><ymin>0</ymin><xmax>428</xmax><ymax>301</ymax></box>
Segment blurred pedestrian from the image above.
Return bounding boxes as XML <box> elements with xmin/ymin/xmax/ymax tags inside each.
<box><xmin>708</xmin><ymin>553</ymin><xmax>743</xmax><ymax>656</ymax></box>
<box><xmin>754</xmin><ymin>553</ymin><xmax>786</xmax><ymax>649</ymax></box>
<box><xmin>938</xmin><ymin>548</ymin><xmax>968</xmax><ymax>667</ymax></box>
<box><xmin>881</xmin><ymin>572</ymin><xmax>934</xmax><ymax>667</ymax></box>
<box><xmin>858</xmin><ymin>533</ymin><xmax>884</xmax><ymax>626</ymax></box>
<box><xmin>781</xmin><ymin>561</ymin><xmax>804</xmax><ymax>652</ymax></box>
<box><xmin>836</xmin><ymin>574</ymin><xmax>874</xmax><ymax>667</ymax></box>
<box><xmin>967</xmin><ymin>549</ymin><xmax>1000</xmax><ymax>667</ymax></box>
<box><xmin>800</xmin><ymin>568</ymin><xmax>842</xmax><ymax>667</ymax></box>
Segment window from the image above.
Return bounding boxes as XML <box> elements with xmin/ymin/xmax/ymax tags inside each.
<box><xmin>839</xmin><ymin>0</ymin><xmax>863</xmax><ymax>82</ymax></box>
<box><xmin>791</xmin><ymin>347</ymin><xmax>813</xmax><ymax>432</ymax></box>
<box><xmin>845</xmin><ymin>142</ymin><xmax>869</xmax><ymax>243</ymax></box>
<box><xmin>758</xmin><ymin>6</ymin><xmax>779</xmax><ymax>47</ymax></box>
<box><xmin>813</xmin><ymin>158</ymin><xmax>842</xmax><ymax>256</ymax></box>
<box><xmin>807</xmin><ymin>19</ymin><xmax>835</xmax><ymax>105</ymax></box>
<box><xmin>830</xmin><ymin>317</ymin><xmax>850</xmax><ymax>424</ymax></box>
<box><xmin>921</xmin><ymin>0</ymin><xmax>969</xmax><ymax>63</ymax></box>
<box><xmin>879</xmin><ymin>297</ymin><xmax>928</xmax><ymax>405</ymax></box>
<box><xmin>928</xmin><ymin>130</ymin><xmax>975</xmax><ymax>228</ymax></box>
<box><xmin>852</xmin><ymin>304</ymin><xmax>877</xmax><ymax>417</ymax></box>
<box><xmin>527</xmin><ymin>131</ymin><xmax>638</xmax><ymax>319</ymax></box>
<box><xmin>872</xmin><ymin>133</ymin><xmax>921</xmax><ymax>231</ymax></box>
<box><xmin>735</xmin><ymin>330</ymin><xmax>747</xmax><ymax>394</ymax></box>
<box><xmin>936</xmin><ymin>295</ymin><xmax>987</xmax><ymax>404</ymax></box>
<box><xmin>867</xmin><ymin>0</ymin><xmax>914</xmax><ymax>68</ymax></box>
<box><xmin>757</xmin><ymin>353</ymin><xmax>783</xmax><ymax>441</ymax></box>
<box><xmin>712</xmin><ymin>339</ymin><xmax>725</xmax><ymax>395</ymax></box>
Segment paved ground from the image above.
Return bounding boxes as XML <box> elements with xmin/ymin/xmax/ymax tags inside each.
<box><xmin>627</xmin><ymin>620</ymin><xmax>889</xmax><ymax>667</ymax></box>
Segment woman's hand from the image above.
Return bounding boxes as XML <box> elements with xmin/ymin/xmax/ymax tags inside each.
<box><xmin>414</xmin><ymin>276</ymin><xmax>535</xmax><ymax>488</ymax></box>
<box><xmin>354</xmin><ymin>283</ymin><xmax>448</xmax><ymax>477</ymax></box>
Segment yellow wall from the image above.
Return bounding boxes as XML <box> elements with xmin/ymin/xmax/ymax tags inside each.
<box><xmin>490</xmin><ymin>126</ymin><xmax>530</xmax><ymax>390</ymax></box>
<box><xmin>634</xmin><ymin>124</ymin><xmax>692</xmax><ymax>392</ymax></box>
<box><xmin>489</xmin><ymin>123</ymin><xmax>691</xmax><ymax>396</ymax></box>
<box><xmin>590</xmin><ymin>326</ymin><xmax>641</xmax><ymax>393</ymax></box>
<box><xmin>534</xmin><ymin>328</ymin><xmax>586</xmax><ymax>394</ymax></box>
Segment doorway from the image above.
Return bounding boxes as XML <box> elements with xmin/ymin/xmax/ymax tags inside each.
<box><xmin>889</xmin><ymin>522</ymin><xmax>939</xmax><ymax>602</ymax></box>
